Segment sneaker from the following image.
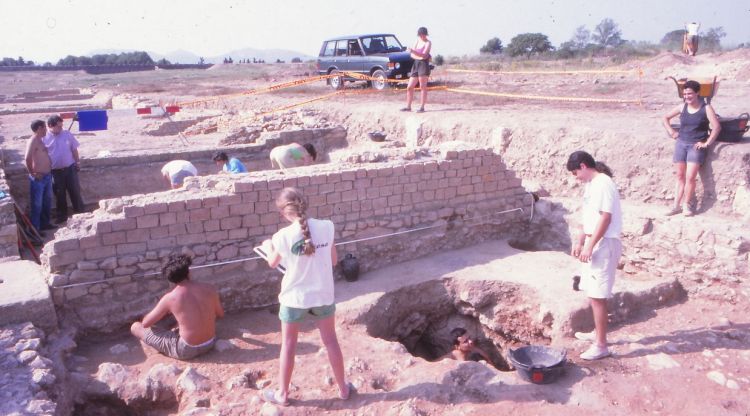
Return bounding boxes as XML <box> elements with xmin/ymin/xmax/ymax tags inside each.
<box><xmin>665</xmin><ymin>206</ymin><xmax>682</xmax><ymax>216</ymax></box>
<box><xmin>580</xmin><ymin>344</ymin><xmax>611</xmax><ymax>360</ymax></box>
<box><xmin>574</xmin><ymin>331</ymin><xmax>596</xmax><ymax>341</ymax></box>
<box><xmin>683</xmin><ymin>204</ymin><xmax>695</xmax><ymax>217</ymax></box>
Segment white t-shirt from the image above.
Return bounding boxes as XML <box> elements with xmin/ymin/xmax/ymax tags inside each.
<box><xmin>161</xmin><ymin>160</ymin><xmax>197</xmax><ymax>177</ymax></box>
<box><xmin>271</xmin><ymin>218</ymin><xmax>335</xmax><ymax>308</ymax></box>
<box><xmin>582</xmin><ymin>173</ymin><xmax>622</xmax><ymax>239</ymax></box>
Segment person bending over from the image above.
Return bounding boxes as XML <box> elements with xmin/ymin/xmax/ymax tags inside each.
<box><xmin>130</xmin><ymin>254</ymin><xmax>223</xmax><ymax>360</ymax></box>
<box><xmin>269</xmin><ymin>143</ymin><xmax>317</xmax><ymax>169</ymax></box>
<box><xmin>161</xmin><ymin>160</ymin><xmax>197</xmax><ymax>189</ymax></box>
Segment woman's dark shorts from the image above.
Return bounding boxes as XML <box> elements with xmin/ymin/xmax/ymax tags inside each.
<box><xmin>673</xmin><ymin>140</ymin><xmax>707</xmax><ymax>164</ymax></box>
<box><xmin>410</xmin><ymin>60</ymin><xmax>431</xmax><ymax>78</ymax></box>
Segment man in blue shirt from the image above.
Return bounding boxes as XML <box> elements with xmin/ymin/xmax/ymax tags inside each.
<box><xmin>44</xmin><ymin>115</ymin><xmax>85</xmax><ymax>224</ymax></box>
<box><xmin>213</xmin><ymin>152</ymin><xmax>247</xmax><ymax>174</ymax></box>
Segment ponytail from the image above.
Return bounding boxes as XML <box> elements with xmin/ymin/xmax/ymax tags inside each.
<box><xmin>595</xmin><ymin>161</ymin><xmax>614</xmax><ymax>177</ymax></box>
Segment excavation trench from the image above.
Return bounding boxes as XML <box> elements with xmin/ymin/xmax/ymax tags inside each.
<box><xmin>357</xmin><ymin>278</ymin><xmax>553</xmax><ymax>372</ymax></box>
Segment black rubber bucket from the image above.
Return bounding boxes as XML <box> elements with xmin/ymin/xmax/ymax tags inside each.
<box><xmin>340</xmin><ymin>253</ymin><xmax>360</xmax><ymax>282</ymax></box>
<box><xmin>508</xmin><ymin>345</ymin><xmax>566</xmax><ymax>384</ymax></box>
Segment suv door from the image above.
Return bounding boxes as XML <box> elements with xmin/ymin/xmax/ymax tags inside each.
<box><xmin>345</xmin><ymin>39</ymin><xmax>365</xmax><ymax>74</ymax></box>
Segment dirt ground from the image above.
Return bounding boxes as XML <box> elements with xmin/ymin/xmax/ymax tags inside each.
<box><xmin>1</xmin><ymin>50</ymin><xmax>749</xmax><ymax>415</ymax></box>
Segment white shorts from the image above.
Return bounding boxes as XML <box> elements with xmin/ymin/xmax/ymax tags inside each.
<box><xmin>580</xmin><ymin>237</ymin><xmax>622</xmax><ymax>299</ymax></box>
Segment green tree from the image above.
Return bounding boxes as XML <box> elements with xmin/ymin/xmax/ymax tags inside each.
<box><xmin>593</xmin><ymin>18</ymin><xmax>623</xmax><ymax>47</ymax></box>
<box><xmin>506</xmin><ymin>33</ymin><xmax>553</xmax><ymax>58</ymax></box>
<box><xmin>433</xmin><ymin>54</ymin><xmax>444</xmax><ymax>66</ymax></box>
<box><xmin>702</xmin><ymin>27</ymin><xmax>726</xmax><ymax>52</ymax></box>
<box><xmin>291</xmin><ymin>57</ymin><xmax>302</xmax><ymax>63</ymax></box>
<box><xmin>661</xmin><ymin>29</ymin><xmax>685</xmax><ymax>51</ymax></box>
<box><xmin>480</xmin><ymin>37</ymin><xmax>503</xmax><ymax>54</ymax></box>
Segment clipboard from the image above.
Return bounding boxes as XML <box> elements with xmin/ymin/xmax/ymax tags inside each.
<box><xmin>254</xmin><ymin>246</ymin><xmax>286</xmax><ymax>273</ymax></box>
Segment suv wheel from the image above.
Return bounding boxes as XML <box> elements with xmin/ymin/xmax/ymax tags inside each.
<box><xmin>370</xmin><ymin>69</ymin><xmax>387</xmax><ymax>90</ymax></box>
<box><xmin>329</xmin><ymin>70</ymin><xmax>343</xmax><ymax>90</ymax></box>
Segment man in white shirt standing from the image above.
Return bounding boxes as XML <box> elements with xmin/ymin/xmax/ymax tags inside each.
<box><xmin>44</xmin><ymin>115</ymin><xmax>85</xmax><ymax>224</ymax></box>
<box><xmin>566</xmin><ymin>151</ymin><xmax>623</xmax><ymax>360</ymax></box>
<box><xmin>684</xmin><ymin>22</ymin><xmax>700</xmax><ymax>56</ymax></box>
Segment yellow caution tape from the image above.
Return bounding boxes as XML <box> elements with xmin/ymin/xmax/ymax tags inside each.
<box><xmin>447</xmin><ymin>68</ymin><xmax>639</xmax><ymax>75</ymax></box>
<box><xmin>446</xmin><ymin>88</ymin><xmax>641</xmax><ymax>104</ymax></box>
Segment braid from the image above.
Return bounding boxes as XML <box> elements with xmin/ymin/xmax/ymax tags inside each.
<box><xmin>277</xmin><ymin>187</ymin><xmax>315</xmax><ymax>256</ymax></box>
<box><xmin>298</xmin><ymin>206</ymin><xmax>315</xmax><ymax>256</ymax></box>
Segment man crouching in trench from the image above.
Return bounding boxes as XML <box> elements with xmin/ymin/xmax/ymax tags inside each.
<box><xmin>131</xmin><ymin>254</ymin><xmax>224</xmax><ymax>360</ymax></box>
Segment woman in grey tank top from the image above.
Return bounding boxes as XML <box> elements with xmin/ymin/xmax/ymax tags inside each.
<box><xmin>661</xmin><ymin>80</ymin><xmax>721</xmax><ymax>216</ymax></box>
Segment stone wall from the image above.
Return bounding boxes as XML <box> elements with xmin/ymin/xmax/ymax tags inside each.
<box><xmin>0</xmin><ymin>169</ymin><xmax>19</xmax><ymax>258</ymax></box>
<box><xmin>40</xmin><ymin>148</ymin><xmax>531</xmax><ymax>334</ymax></box>
<box><xmin>5</xmin><ymin>127</ymin><xmax>347</xmax><ymax>211</ymax></box>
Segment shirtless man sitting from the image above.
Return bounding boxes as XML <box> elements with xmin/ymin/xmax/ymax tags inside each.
<box><xmin>130</xmin><ymin>254</ymin><xmax>224</xmax><ymax>360</ymax></box>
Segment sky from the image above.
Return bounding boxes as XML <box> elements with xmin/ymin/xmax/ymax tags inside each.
<box><xmin>1</xmin><ymin>0</ymin><xmax>748</xmax><ymax>63</ymax></box>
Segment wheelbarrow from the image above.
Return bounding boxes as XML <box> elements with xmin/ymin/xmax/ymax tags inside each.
<box><xmin>667</xmin><ymin>76</ymin><xmax>719</xmax><ymax>104</ymax></box>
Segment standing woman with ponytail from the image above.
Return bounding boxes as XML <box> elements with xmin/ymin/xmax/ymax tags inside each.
<box><xmin>259</xmin><ymin>187</ymin><xmax>352</xmax><ymax>406</ymax></box>
<box><xmin>566</xmin><ymin>151</ymin><xmax>622</xmax><ymax>361</ymax></box>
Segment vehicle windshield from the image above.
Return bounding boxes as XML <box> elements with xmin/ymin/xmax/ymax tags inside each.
<box><xmin>360</xmin><ymin>35</ymin><xmax>403</xmax><ymax>54</ymax></box>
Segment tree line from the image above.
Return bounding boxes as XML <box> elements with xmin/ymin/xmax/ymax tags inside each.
<box><xmin>479</xmin><ymin>18</ymin><xmax>732</xmax><ymax>59</ymax></box>
<box><xmin>0</xmin><ymin>51</ymin><xmax>169</xmax><ymax>67</ymax></box>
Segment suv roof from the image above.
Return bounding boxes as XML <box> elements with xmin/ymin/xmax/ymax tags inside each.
<box><xmin>322</xmin><ymin>33</ymin><xmax>395</xmax><ymax>41</ymax></box>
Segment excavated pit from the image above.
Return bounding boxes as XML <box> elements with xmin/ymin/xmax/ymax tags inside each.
<box><xmin>358</xmin><ymin>278</ymin><xmax>554</xmax><ymax>372</ymax></box>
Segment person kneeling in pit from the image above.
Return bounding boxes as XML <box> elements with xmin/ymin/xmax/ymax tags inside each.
<box><xmin>269</xmin><ymin>142</ymin><xmax>317</xmax><ymax>169</ymax></box>
<box><xmin>131</xmin><ymin>254</ymin><xmax>224</xmax><ymax>360</ymax></box>
<box><xmin>444</xmin><ymin>327</ymin><xmax>492</xmax><ymax>363</ymax></box>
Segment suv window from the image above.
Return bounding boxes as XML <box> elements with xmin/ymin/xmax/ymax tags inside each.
<box><xmin>362</xmin><ymin>35</ymin><xmax>403</xmax><ymax>54</ymax></box>
<box><xmin>348</xmin><ymin>39</ymin><xmax>362</xmax><ymax>56</ymax></box>
<box><xmin>322</xmin><ymin>41</ymin><xmax>335</xmax><ymax>57</ymax></box>
<box><xmin>335</xmin><ymin>40</ymin><xmax>348</xmax><ymax>56</ymax></box>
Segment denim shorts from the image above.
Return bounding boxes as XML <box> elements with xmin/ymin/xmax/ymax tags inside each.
<box><xmin>673</xmin><ymin>140</ymin><xmax>707</xmax><ymax>164</ymax></box>
<box><xmin>279</xmin><ymin>304</ymin><xmax>336</xmax><ymax>323</ymax></box>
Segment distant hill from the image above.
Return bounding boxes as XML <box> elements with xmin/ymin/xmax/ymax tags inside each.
<box><xmin>86</xmin><ymin>48</ymin><xmax>313</xmax><ymax>65</ymax></box>
<box><xmin>207</xmin><ymin>47</ymin><xmax>315</xmax><ymax>63</ymax></box>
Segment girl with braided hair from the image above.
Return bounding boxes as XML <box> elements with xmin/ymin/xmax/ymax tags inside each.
<box><xmin>259</xmin><ymin>187</ymin><xmax>353</xmax><ymax>406</ymax></box>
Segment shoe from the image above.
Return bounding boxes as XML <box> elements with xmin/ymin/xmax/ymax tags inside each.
<box><xmin>572</xmin><ymin>275</ymin><xmax>581</xmax><ymax>291</ymax></box>
<box><xmin>683</xmin><ymin>204</ymin><xmax>695</xmax><ymax>217</ymax></box>
<box><xmin>664</xmin><ymin>206</ymin><xmax>682</xmax><ymax>216</ymax></box>
<box><xmin>261</xmin><ymin>389</ymin><xmax>289</xmax><ymax>407</ymax></box>
<box><xmin>340</xmin><ymin>382</ymin><xmax>356</xmax><ymax>400</ymax></box>
<box><xmin>574</xmin><ymin>331</ymin><xmax>596</xmax><ymax>342</ymax></box>
<box><xmin>400</xmin><ymin>107</ymin><xmax>411</xmax><ymax>112</ymax></box>
<box><xmin>580</xmin><ymin>344</ymin><xmax>611</xmax><ymax>360</ymax></box>
<box><xmin>40</xmin><ymin>224</ymin><xmax>58</xmax><ymax>231</ymax></box>
<box><xmin>416</xmin><ymin>107</ymin><xmax>425</xmax><ymax>113</ymax></box>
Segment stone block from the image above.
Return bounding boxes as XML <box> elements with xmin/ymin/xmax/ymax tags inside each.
<box><xmin>203</xmin><ymin>197</ymin><xmax>219</xmax><ymax>207</ymax></box>
<box><xmin>242</xmin><ymin>214</ymin><xmax>260</xmax><ymax>228</ymax></box>
<box><xmin>117</xmin><ymin>242</ymin><xmax>148</xmax><ymax>255</ymax></box>
<box><xmin>206</xmin><ymin>230</ymin><xmax>228</xmax><ymax>243</ymax></box>
<box><xmin>335</xmin><ymin>181</ymin><xmax>353</xmax><ymax>192</ymax></box>
<box><xmin>228</xmin><ymin>228</ymin><xmax>248</xmax><ymax>240</ymax></box>
<box><xmin>260</xmin><ymin>213</ymin><xmax>278</xmax><ymax>226</ymax></box>
<box><xmin>0</xmin><ymin>261</ymin><xmax>58</xmax><ymax>332</ymax></box>
<box><xmin>229</xmin><ymin>203</ymin><xmax>254</xmax><ymax>216</ymax></box>
<box><xmin>268</xmin><ymin>179</ymin><xmax>284</xmax><ymax>190</ymax></box>
<box><xmin>70</xmin><ymin>269</ymin><xmax>105</xmax><ymax>283</ymax></box>
<box><xmin>186</xmin><ymin>222</ymin><xmax>204</xmax><ymax>234</ymax></box>
<box><xmin>103</xmin><ymin>231</ymin><xmax>127</xmax><ymax>246</ymax></box>
<box><xmin>144</xmin><ymin>203</ymin><xmax>168</xmax><ymax>215</ymax></box>
<box><xmin>123</xmin><ymin>206</ymin><xmax>144</xmax><ymax>218</ymax></box>
<box><xmin>233</xmin><ymin>182</ymin><xmax>253</xmax><ymax>193</ymax></box>
<box><xmin>147</xmin><ymin>238</ymin><xmax>175</xmax><ymax>251</ymax></box>
<box><xmin>159</xmin><ymin>212</ymin><xmax>177</xmax><ymax>226</ymax></box>
<box><xmin>216</xmin><ymin>245</ymin><xmax>239</xmax><ymax>260</ymax></box>
<box><xmin>178</xmin><ymin>234</ymin><xmax>206</xmax><ymax>245</ymax></box>
<box><xmin>211</xmin><ymin>206</ymin><xmax>230</xmax><ymax>219</ymax></box>
<box><xmin>136</xmin><ymin>214</ymin><xmax>159</xmax><ymax>229</ymax></box>
<box><xmin>95</xmin><ymin>221</ymin><xmax>113</xmax><ymax>233</ymax></box>
<box><xmin>186</xmin><ymin>199</ymin><xmax>202</xmax><ymax>209</ymax></box>
<box><xmin>150</xmin><ymin>226</ymin><xmax>170</xmax><ymax>239</ymax></box>
<box><xmin>168</xmin><ymin>223</ymin><xmax>187</xmax><ymax>236</ymax></box>
<box><xmin>204</xmin><ymin>219</ymin><xmax>220</xmax><ymax>232</ymax></box>
<box><xmin>326</xmin><ymin>192</ymin><xmax>342</xmax><ymax>204</ymax></box>
<box><xmin>53</xmin><ymin>239</ymin><xmax>80</xmax><ymax>252</ymax></box>
<box><xmin>219</xmin><ymin>194</ymin><xmax>242</xmax><ymax>206</ymax></box>
<box><xmin>221</xmin><ymin>217</ymin><xmax>242</xmax><ymax>230</ymax></box>
<box><xmin>190</xmin><ymin>208</ymin><xmax>211</xmax><ymax>222</ymax></box>
<box><xmin>168</xmin><ymin>201</ymin><xmax>186</xmax><ymax>212</ymax></box>
<box><xmin>242</xmin><ymin>192</ymin><xmax>259</xmax><ymax>203</ymax></box>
